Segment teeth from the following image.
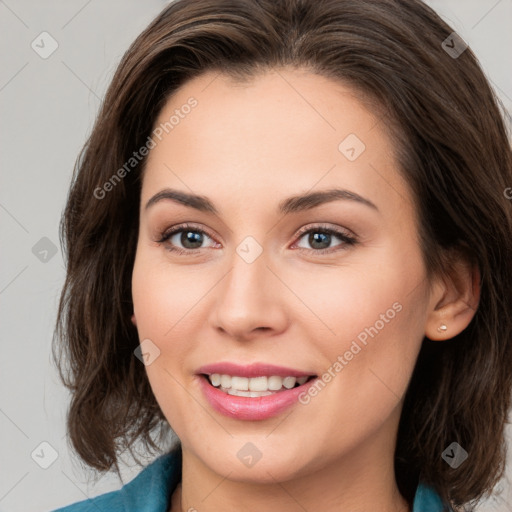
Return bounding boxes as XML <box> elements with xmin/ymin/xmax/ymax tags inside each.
<box><xmin>220</xmin><ymin>374</ymin><xmax>231</xmax><ymax>388</ymax></box>
<box><xmin>282</xmin><ymin>377</ymin><xmax>296</xmax><ymax>389</ymax></box>
<box><xmin>268</xmin><ymin>376</ymin><xmax>283</xmax><ymax>390</ymax></box>
<box><xmin>248</xmin><ymin>376</ymin><xmax>268</xmax><ymax>391</ymax></box>
<box><xmin>207</xmin><ymin>374</ymin><xmax>310</xmax><ymax>392</ymax></box>
<box><xmin>231</xmin><ymin>376</ymin><xmax>249</xmax><ymax>391</ymax></box>
<box><xmin>227</xmin><ymin>389</ymin><xmax>273</xmax><ymax>397</ymax></box>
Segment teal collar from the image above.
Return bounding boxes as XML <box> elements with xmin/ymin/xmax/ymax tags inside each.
<box><xmin>413</xmin><ymin>481</ymin><xmax>451</xmax><ymax>511</ymax></box>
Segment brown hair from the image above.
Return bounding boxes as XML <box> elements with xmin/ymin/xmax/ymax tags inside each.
<box><xmin>53</xmin><ymin>0</ymin><xmax>512</xmax><ymax>509</ymax></box>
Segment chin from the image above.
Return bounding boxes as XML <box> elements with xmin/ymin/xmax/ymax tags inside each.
<box><xmin>191</xmin><ymin>438</ymin><xmax>320</xmax><ymax>483</ymax></box>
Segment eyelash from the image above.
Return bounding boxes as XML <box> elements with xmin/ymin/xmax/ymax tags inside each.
<box><xmin>156</xmin><ymin>222</ymin><xmax>358</xmax><ymax>256</ymax></box>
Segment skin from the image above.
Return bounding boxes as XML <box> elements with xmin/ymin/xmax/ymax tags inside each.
<box><xmin>131</xmin><ymin>68</ymin><xmax>479</xmax><ymax>512</ymax></box>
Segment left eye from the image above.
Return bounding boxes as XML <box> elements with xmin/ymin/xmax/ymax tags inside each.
<box><xmin>294</xmin><ymin>227</ymin><xmax>357</xmax><ymax>253</ymax></box>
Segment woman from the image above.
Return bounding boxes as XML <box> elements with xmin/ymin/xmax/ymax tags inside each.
<box><xmin>52</xmin><ymin>0</ymin><xmax>512</xmax><ymax>511</ymax></box>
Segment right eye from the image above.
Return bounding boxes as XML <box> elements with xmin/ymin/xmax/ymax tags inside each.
<box><xmin>156</xmin><ymin>223</ymin><xmax>220</xmax><ymax>255</ymax></box>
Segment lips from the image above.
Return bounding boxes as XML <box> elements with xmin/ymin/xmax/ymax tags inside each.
<box><xmin>196</xmin><ymin>362</ymin><xmax>317</xmax><ymax>420</ymax></box>
<box><xmin>197</xmin><ymin>362</ymin><xmax>315</xmax><ymax>378</ymax></box>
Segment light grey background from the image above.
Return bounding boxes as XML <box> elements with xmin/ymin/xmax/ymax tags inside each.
<box><xmin>1</xmin><ymin>1</ymin><xmax>511</xmax><ymax>511</ymax></box>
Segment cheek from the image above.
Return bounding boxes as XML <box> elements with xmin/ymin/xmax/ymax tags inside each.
<box><xmin>290</xmin><ymin>253</ymin><xmax>422</xmax><ymax>353</ymax></box>
<box><xmin>293</xmin><ymin>250</ymin><xmax>427</xmax><ymax>418</ymax></box>
<box><xmin>323</xmin><ymin>303</ymin><xmax>423</xmax><ymax>448</ymax></box>
<box><xmin>132</xmin><ymin>251</ymin><xmax>208</xmax><ymax>343</ymax></box>
<box><xmin>131</xmin><ymin>251</ymin><xmax>212</xmax><ymax>427</ymax></box>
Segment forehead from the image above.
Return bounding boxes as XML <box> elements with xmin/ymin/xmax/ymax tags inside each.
<box><xmin>142</xmin><ymin>68</ymin><xmax>412</xmax><ymax>219</ymax></box>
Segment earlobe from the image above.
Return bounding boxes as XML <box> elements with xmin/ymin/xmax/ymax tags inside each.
<box><xmin>425</xmin><ymin>254</ymin><xmax>480</xmax><ymax>341</ymax></box>
<box><xmin>131</xmin><ymin>313</ymin><xmax>137</xmax><ymax>326</ymax></box>
<box><xmin>437</xmin><ymin>323</ymin><xmax>448</xmax><ymax>334</ymax></box>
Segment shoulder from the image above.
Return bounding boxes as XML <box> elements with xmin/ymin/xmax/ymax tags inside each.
<box><xmin>413</xmin><ymin>481</ymin><xmax>454</xmax><ymax>512</ymax></box>
<box><xmin>50</xmin><ymin>448</ymin><xmax>182</xmax><ymax>512</ymax></box>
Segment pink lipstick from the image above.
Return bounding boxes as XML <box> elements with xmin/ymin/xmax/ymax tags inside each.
<box><xmin>196</xmin><ymin>362</ymin><xmax>317</xmax><ymax>421</ymax></box>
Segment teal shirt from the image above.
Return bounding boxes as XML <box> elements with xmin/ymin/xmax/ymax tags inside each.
<box><xmin>52</xmin><ymin>449</ymin><xmax>451</xmax><ymax>511</ymax></box>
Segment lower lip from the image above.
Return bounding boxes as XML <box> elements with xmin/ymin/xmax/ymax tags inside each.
<box><xmin>198</xmin><ymin>376</ymin><xmax>316</xmax><ymax>421</ymax></box>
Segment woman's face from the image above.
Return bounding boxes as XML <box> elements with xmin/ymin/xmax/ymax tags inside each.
<box><xmin>132</xmin><ymin>68</ymin><xmax>436</xmax><ymax>482</ymax></box>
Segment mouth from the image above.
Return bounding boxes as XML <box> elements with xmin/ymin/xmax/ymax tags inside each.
<box><xmin>201</xmin><ymin>373</ymin><xmax>316</xmax><ymax>397</ymax></box>
<box><xmin>196</xmin><ymin>363</ymin><xmax>318</xmax><ymax>420</ymax></box>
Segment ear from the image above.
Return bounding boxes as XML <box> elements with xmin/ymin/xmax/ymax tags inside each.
<box><xmin>131</xmin><ymin>313</ymin><xmax>137</xmax><ymax>326</ymax></box>
<box><xmin>425</xmin><ymin>251</ymin><xmax>480</xmax><ymax>341</ymax></box>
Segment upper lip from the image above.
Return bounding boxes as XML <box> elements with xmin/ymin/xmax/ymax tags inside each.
<box><xmin>196</xmin><ymin>362</ymin><xmax>316</xmax><ymax>378</ymax></box>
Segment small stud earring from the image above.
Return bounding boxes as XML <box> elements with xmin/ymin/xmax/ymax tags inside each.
<box><xmin>437</xmin><ymin>324</ymin><xmax>447</xmax><ymax>333</ymax></box>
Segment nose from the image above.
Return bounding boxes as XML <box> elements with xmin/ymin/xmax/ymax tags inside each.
<box><xmin>211</xmin><ymin>246</ymin><xmax>288</xmax><ymax>342</ymax></box>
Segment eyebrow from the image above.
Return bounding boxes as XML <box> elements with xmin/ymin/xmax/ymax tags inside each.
<box><xmin>144</xmin><ymin>187</ymin><xmax>379</xmax><ymax>215</ymax></box>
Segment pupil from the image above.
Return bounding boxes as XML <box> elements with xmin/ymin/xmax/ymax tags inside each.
<box><xmin>182</xmin><ymin>231</ymin><xmax>203</xmax><ymax>249</ymax></box>
<box><xmin>309</xmin><ymin>232</ymin><xmax>330</xmax><ymax>249</ymax></box>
